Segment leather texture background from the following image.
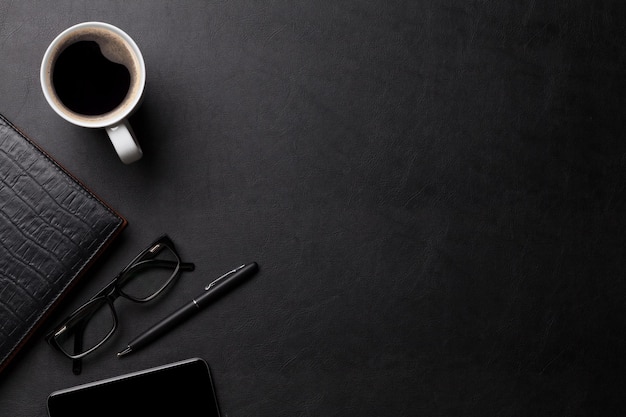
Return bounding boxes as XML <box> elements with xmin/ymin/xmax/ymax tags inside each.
<box><xmin>0</xmin><ymin>1</ymin><xmax>625</xmax><ymax>416</ymax></box>
<box><xmin>0</xmin><ymin>115</ymin><xmax>125</xmax><ymax>373</ymax></box>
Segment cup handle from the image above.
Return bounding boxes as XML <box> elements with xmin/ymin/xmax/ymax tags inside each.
<box><xmin>105</xmin><ymin>119</ymin><xmax>143</xmax><ymax>164</ymax></box>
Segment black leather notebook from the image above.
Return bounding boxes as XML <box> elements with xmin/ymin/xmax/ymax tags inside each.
<box><xmin>0</xmin><ymin>114</ymin><xmax>126</xmax><ymax>373</ymax></box>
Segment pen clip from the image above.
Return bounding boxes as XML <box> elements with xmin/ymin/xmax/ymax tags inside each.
<box><xmin>205</xmin><ymin>265</ymin><xmax>245</xmax><ymax>291</ymax></box>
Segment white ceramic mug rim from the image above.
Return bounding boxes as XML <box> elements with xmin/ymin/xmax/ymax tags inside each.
<box><xmin>40</xmin><ymin>21</ymin><xmax>146</xmax><ymax>129</ymax></box>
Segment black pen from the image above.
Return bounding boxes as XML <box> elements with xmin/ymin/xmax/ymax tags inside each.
<box><xmin>117</xmin><ymin>262</ymin><xmax>259</xmax><ymax>357</ymax></box>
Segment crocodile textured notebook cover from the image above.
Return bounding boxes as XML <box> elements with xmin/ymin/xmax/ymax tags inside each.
<box><xmin>0</xmin><ymin>114</ymin><xmax>126</xmax><ymax>373</ymax></box>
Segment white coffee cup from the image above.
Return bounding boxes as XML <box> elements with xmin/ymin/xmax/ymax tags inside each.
<box><xmin>40</xmin><ymin>22</ymin><xmax>145</xmax><ymax>164</ymax></box>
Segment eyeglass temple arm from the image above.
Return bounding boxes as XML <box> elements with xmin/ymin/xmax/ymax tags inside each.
<box><xmin>181</xmin><ymin>261</ymin><xmax>195</xmax><ymax>271</ymax></box>
<box><xmin>70</xmin><ymin>301</ymin><xmax>106</xmax><ymax>375</ymax></box>
<box><xmin>127</xmin><ymin>259</ymin><xmax>195</xmax><ymax>272</ymax></box>
<box><xmin>72</xmin><ymin>321</ymin><xmax>86</xmax><ymax>375</ymax></box>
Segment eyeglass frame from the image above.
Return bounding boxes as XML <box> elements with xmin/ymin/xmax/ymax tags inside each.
<box><xmin>46</xmin><ymin>235</ymin><xmax>195</xmax><ymax>372</ymax></box>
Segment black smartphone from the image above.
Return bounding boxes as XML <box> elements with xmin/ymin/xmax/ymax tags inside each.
<box><xmin>47</xmin><ymin>358</ymin><xmax>220</xmax><ymax>417</ymax></box>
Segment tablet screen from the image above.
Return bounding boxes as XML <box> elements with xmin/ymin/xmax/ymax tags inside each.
<box><xmin>47</xmin><ymin>358</ymin><xmax>220</xmax><ymax>417</ymax></box>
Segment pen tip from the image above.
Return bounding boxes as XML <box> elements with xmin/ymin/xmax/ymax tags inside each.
<box><xmin>117</xmin><ymin>347</ymin><xmax>132</xmax><ymax>358</ymax></box>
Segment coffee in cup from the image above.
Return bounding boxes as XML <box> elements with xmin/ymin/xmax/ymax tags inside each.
<box><xmin>40</xmin><ymin>22</ymin><xmax>145</xmax><ymax>164</ymax></box>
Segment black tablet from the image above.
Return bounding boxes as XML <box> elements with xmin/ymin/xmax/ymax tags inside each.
<box><xmin>47</xmin><ymin>358</ymin><xmax>220</xmax><ymax>417</ymax></box>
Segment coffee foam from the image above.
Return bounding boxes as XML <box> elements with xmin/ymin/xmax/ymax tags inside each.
<box><xmin>43</xmin><ymin>26</ymin><xmax>144</xmax><ymax>125</ymax></box>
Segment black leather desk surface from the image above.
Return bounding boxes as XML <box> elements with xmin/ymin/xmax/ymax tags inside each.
<box><xmin>1</xmin><ymin>2</ymin><xmax>625</xmax><ymax>416</ymax></box>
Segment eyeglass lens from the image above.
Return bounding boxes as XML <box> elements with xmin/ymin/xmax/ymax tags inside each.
<box><xmin>118</xmin><ymin>244</ymin><xmax>180</xmax><ymax>301</ymax></box>
<box><xmin>55</xmin><ymin>298</ymin><xmax>116</xmax><ymax>358</ymax></box>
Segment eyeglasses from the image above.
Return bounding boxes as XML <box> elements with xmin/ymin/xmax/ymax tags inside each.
<box><xmin>46</xmin><ymin>235</ymin><xmax>195</xmax><ymax>374</ymax></box>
